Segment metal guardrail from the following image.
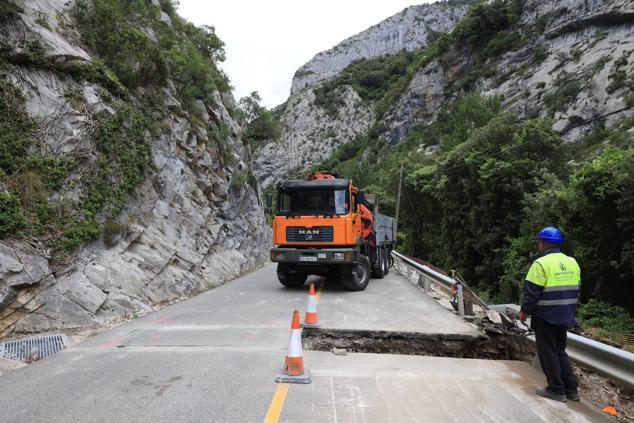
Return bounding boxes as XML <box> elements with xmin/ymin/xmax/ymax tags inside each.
<box><xmin>392</xmin><ymin>251</ymin><xmax>465</xmax><ymax>315</ymax></box>
<box><xmin>391</xmin><ymin>250</ymin><xmax>634</xmax><ymax>390</ymax></box>
<box><xmin>548</xmin><ymin>333</ymin><xmax>633</xmax><ymax>389</ymax></box>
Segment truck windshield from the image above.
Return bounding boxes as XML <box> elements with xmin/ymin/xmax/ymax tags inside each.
<box><xmin>277</xmin><ymin>189</ymin><xmax>348</xmax><ymax>216</ymax></box>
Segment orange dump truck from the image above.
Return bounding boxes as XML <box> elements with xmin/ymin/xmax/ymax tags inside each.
<box><xmin>270</xmin><ymin>171</ymin><xmax>395</xmax><ymax>291</ymax></box>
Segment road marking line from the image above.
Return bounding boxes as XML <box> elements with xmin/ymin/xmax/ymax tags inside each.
<box><xmin>263</xmin><ymin>279</ymin><xmax>325</xmax><ymax>423</ymax></box>
<box><xmin>316</xmin><ymin>280</ymin><xmax>326</xmax><ymax>303</ymax></box>
<box><xmin>263</xmin><ymin>383</ymin><xmax>289</xmax><ymax>423</ymax></box>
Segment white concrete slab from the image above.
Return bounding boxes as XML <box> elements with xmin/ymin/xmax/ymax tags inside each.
<box><xmin>316</xmin><ymin>270</ymin><xmax>477</xmax><ymax>336</ymax></box>
<box><xmin>282</xmin><ymin>352</ymin><xmax>610</xmax><ymax>423</ymax></box>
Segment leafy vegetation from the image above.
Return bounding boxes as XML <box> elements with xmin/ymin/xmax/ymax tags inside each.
<box><xmin>230</xmin><ymin>169</ymin><xmax>246</xmax><ymax>191</ymax></box>
<box><xmin>305</xmin><ymin>0</ymin><xmax>634</xmax><ymax>325</ymax></box>
<box><xmin>239</xmin><ymin>91</ymin><xmax>282</xmax><ymax>150</ymax></box>
<box><xmin>0</xmin><ymin>192</ymin><xmax>25</xmax><ymax>237</ymax></box>
<box><xmin>578</xmin><ymin>299</ymin><xmax>634</xmax><ymax>351</ymax></box>
<box><xmin>0</xmin><ymin>0</ymin><xmax>235</xmax><ymax>256</ymax></box>
<box><xmin>34</xmin><ymin>10</ymin><xmax>51</xmax><ymax>30</ymax></box>
<box><xmin>313</xmin><ymin>93</ymin><xmax>634</xmax><ymax>318</ymax></box>
<box><xmin>0</xmin><ymin>77</ymin><xmax>155</xmax><ymax>253</ymax></box>
<box><xmin>0</xmin><ymin>0</ymin><xmax>21</xmax><ymax>23</ymax></box>
<box><xmin>73</xmin><ymin>0</ymin><xmax>229</xmax><ymax>109</ymax></box>
<box><xmin>543</xmin><ymin>80</ymin><xmax>582</xmax><ymax>112</ymax></box>
<box><xmin>313</xmin><ymin>0</ymin><xmax>524</xmax><ymax>119</ymax></box>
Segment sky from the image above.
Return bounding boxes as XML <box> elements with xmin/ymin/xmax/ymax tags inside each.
<box><xmin>177</xmin><ymin>1</ymin><xmax>432</xmax><ymax>108</ymax></box>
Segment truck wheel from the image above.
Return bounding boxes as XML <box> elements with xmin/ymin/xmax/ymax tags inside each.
<box><xmin>277</xmin><ymin>265</ymin><xmax>307</xmax><ymax>288</ymax></box>
<box><xmin>341</xmin><ymin>255</ymin><xmax>371</xmax><ymax>291</ymax></box>
<box><xmin>372</xmin><ymin>248</ymin><xmax>385</xmax><ymax>279</ymax></box>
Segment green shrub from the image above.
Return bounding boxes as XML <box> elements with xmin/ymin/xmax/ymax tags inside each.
<box><xmin>484</xmin><ymin>32</ymin><xmax>521</xmax><ymax>57</ymax></box>
<box><xmin>0</xmin><ymin>82</ymin><xmax>35</xmax><ymax>174</ymax></box>
<box><xmin>73</xmin><ymin>0</ymin><xmax>168</xmax><ymax>88</ymax></box>
<box><xmin>63</xmin><ymin>88</ymin><xmax>84</xmax><ymax>109</ymax></box>
<box><xmin>0</xmin><ymin>1</ymin><xmax>21</xmax><ymax>22</ymax></box>
<box><xmin>62</xmin><ymin>219</ymin><xmax>101</xmax><ymax>251</ymax></box>
<box><xmin>230</xmin><ymin>169</ymin><xmax>245</xmax><ymax>191</ymax></box>
<box><xmin>0</xmin><ymin>191</ymin><xmax>25</xmax><ymax>236</ymax></box>
<box><xmin>208</xmin><ymin>123</ymin><xmax>234</xmax><ymax>165</ymax></box>
<box><xmin>578</xmin><ymin>299</ymin><xmax>634</xmax><ymax>348</ymax></box>
<box><xmin>34</xmin><ymin>10</ymin><xmax>51</xmax><ymax>30</ymax></box>
<box><xmin>313</xmin><ymin>50</ymin><xmax>415</xmax><ymax>117</ymax></box>
<box><xmin>23</xmin><ymin>39</ymin><xmax>45</xmax><ymax>65</ymax></box>
<box><xmin>532</xmin><ymin>46</ymin><xmax>549</xmax><ymax>64</ymax></box>
<box><xmin>24</xmin><ymin>156</ymin><xmax>75</xmax><ymax>190</ymax></box>
<box><xmin>453</xmin><ymin>0</ymin><xmax>522</xmax><ymax>50</ymax></box>
<box><xmin>543</xmin><ymin>80</ymin><xmax>582</xmax><ymax>112</ymax></box>
<box><xmin>578</xmin><ymin>299</ymin><xmax>634</xmax><ymax>332</ymax></box>
<box><xmin>247</xmin><ymin>169</ymin><xmax>258</xmax><ymax>192</ymax></box>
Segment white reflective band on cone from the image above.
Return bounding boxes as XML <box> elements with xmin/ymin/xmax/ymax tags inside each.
<box><xmin>287</xmin><ymin>329</ymin><xmax>303</xmax><ymax>357</ymax></box>
<box><xmin>307</xmin><ymin>295</ymin><xmax>317</xmax><ymax>312</ymax></box>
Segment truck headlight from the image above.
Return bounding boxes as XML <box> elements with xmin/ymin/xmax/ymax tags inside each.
<box><xmin>271</xmin><ymin>251</ymin><xmax>285</xmax><ymax>261</ymax></box>
<box><xmin>333</xmin><ymin>252</ymin><xmax>344</xmax><ymax>260</ymax></box>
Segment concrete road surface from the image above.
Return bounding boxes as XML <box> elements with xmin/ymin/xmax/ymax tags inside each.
<box><xmin>0</xmin><ymin>264</ymin><xmax>609</xmax><ymax>422</ymax></box>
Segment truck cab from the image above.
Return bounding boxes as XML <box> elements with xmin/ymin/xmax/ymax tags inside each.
<box><xmin>270</xmin><ymin>173</ymin><xmax>394</xmax><ymax>291</ymax></box>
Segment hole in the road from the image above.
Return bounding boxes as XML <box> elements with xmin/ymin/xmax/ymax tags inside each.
<box><xmin>303</xmin><ymin>329</ymin><xmax>535</xmax><ymax>361</ymax></box>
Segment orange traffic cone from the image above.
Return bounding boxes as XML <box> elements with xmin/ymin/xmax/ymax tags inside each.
<box><xmin>302</xmin><ymin>283</ymin><xmax>320</xmax><ymax>328</ymax></box>
<box><xmin>275</xmin><ymin>310</ymin><xmax>311</xmax><ymax>384</ymax></box>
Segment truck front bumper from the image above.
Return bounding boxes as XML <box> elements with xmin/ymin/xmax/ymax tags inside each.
<box><xmin>271</xmin><ymin>248</ymin><xmax>358</xmax><ymax>264</ymax></box>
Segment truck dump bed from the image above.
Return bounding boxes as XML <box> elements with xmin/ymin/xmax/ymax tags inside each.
<box><xmin>375</xmin><ymin>212</ymin><xmax>395</xmax><ymax>245</ymax></box>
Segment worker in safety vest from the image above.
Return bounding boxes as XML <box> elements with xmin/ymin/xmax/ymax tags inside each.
<box><xmin>518</xmin><ymin>227</ymin><xmax>581</xmax><ymax>403</ymax></box>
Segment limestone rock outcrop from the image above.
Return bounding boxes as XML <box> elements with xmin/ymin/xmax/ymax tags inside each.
<box><xmin>290</xmin><ymin>3</ymin><xmax>469</xmax><ymax>94</ymax></box>
<box><xmin>0</xmin><ymin>0</ymin><xmax>271</xmax><ymax>336</ymax></box>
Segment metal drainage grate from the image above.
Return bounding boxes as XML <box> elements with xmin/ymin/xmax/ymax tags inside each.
<box><xmin>0</xmin><ymin>334</ymin><xmax>69</xmax><ymax>363</ymax></box>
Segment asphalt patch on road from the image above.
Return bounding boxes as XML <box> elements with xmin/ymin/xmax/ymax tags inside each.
<box><xmin>303</xmin><ymin>329</ymin><xmax>536</xmax><ymax>361</ymax></box>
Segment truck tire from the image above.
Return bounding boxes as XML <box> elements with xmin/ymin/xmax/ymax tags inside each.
<box><xmin>277</xmin><ymin>265</ymin><xmax>307</xmax><ymax>288</ymax></box>
<box><xmin>372</xmin><ymin>248</ymin><xmax>386</xmax><ymax>279</ymax></box>
<box><xmin>341</xmin><ymin>255</ymin><xmax>371</xmax><ymax>291</ymax></box>
<box><xmin>383</xmin><ymin>250</ymin><xmax>390</xmax><ymax>275</ymax></box>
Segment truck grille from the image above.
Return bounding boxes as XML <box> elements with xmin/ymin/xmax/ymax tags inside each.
<box><xmin>286</xmin><ymin>226</ymin><xmax>333</xmax><ymax>242</ymax></box>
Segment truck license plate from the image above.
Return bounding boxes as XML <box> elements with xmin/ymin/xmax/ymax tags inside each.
<box><xmin>300</xmin><ymin>256</ymin><xmax>318</xmax><ymax>262</ymax></box>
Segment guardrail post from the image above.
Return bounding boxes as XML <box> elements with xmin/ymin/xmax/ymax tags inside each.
<box><xmin>456</xmin><ymin>283</ymin><xmax>465</xmax><ymax>316</ymax></box>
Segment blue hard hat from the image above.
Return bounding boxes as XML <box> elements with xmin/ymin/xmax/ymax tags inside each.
<box><xmin>537</xmin><ymin>226</ymin><xmax>564</xmax><ymax>244</ymax></box>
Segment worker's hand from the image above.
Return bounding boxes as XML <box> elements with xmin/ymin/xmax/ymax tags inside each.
<box><xmin>518</xmin><ymin>310</ymin><xmax>527</xmax><ymax>322</ymax></box>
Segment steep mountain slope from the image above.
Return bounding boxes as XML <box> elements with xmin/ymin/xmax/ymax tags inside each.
<box><xmin>291</xmin><ymin>1</ymin><xmax>470</xmax><ymax>93</ymax></box>
<box><xmin>254</xmin><ymin>1</ymin><xmax>471</xmax><ymax>187</ymax></box>
<box><xmin>0</xmin><ymin>0</ymin><xmax>270</xmax><ymax>336</ymax></box>
<box><xmin>382</xmin><ymin>0</ymin><xmax>634</xmax><ymax>143</ymax></box>
<box><xmin>257</xmin><ymin>0</ymin><xmax>633</xmax><ymax>187</ymax></box>
<box><xmin>254</xmin><ymin>0</ymin><xmax>634</xmax><ymax>311</ymax></box>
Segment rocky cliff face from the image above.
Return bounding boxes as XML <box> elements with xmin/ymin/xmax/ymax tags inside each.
<box><xmin>255</xmin><ymin>0</ymin><xmax>633</xmax><ymax>187</ymax></box>
<box><xmin>256</xmin><ymin>1</ymin><xmax>470</xmax><ymax>187</ymax></box>
<box><xmin>290</xmin><ymin>2</ymin><xmax>470</xmax><ymax>94</ymax></box>
<box><xmin>382</xmin><ymin>0</ymin><xmax>634</xmax><ymax>144</ymax></box>
<box><xmin>254</xmin><ymin>86</ymin><xmax>374</xmax><ymax>188</ymax></box>
<box><xmin>0</xmin><ymin>0</ymin><xmax>270</xmax><ymax>337</ymax></box>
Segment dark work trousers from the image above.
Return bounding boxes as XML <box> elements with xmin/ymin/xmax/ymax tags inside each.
<box><xmin>532</xmin><ymin>316</ymin><xmax>578</xmax><ymax>395</ymax></box>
